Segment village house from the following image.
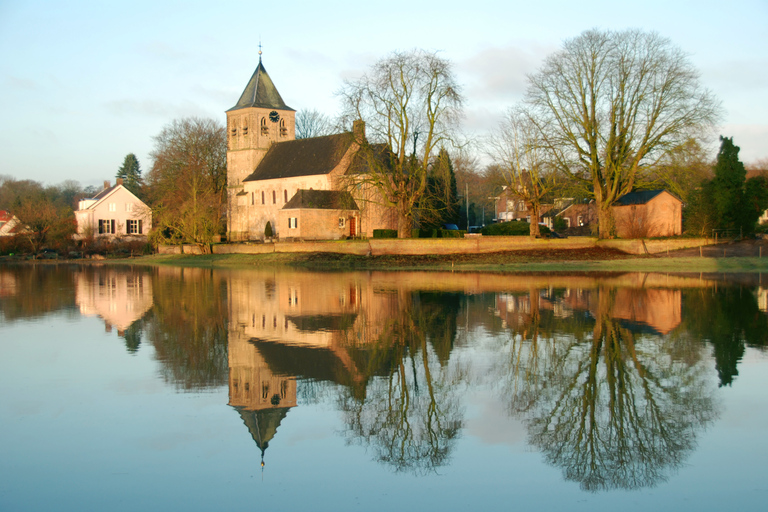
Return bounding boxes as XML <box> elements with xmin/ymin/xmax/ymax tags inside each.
<box><xmin>612</xmin><ymin>190</ymin><xmax>682</xmax><ymax>238</ymax></box>
<box><xmin>499</xmin><ymin>189</ymin><xmax>682</xmax><ymax>238</ymax></box>
<box><xmin>74</xmin><ymin>179</ymin><xmax>152</xmax><ymax>240</ymax></box>
<box><xmin>0</xmin><ymin>210</ymin><xmax>25</xmax><ymax>237</ymax></box>
<box><xmin>226</xmin><ymin>57</ymin><xmax>396</xmax><ymax>241</ymax></box>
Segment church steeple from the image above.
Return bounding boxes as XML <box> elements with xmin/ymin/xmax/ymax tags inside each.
<box><xmin>228</xmin><ymin>58</ymin><xmax>294</xmax><ymax>112</ymax></box>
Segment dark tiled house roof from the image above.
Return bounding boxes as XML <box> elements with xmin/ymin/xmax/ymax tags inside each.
<box><xmin>283</xmin><ymin>189</ymin><xmax>358</xmax><ymax>210</ymax></box>
<box><xmin>615</xmin><ymin>190</ymin><xmax>670</xmax><ymax>206</ymax></box>
<box><xmin>228</xmin><ymin>59</ymin><xmax>294</xmax><ymax>112</ymax></box>
<box><xmin>244</xmin><ymin>132</ymin><xmax>357</xmax><ymax>182</ymax></box>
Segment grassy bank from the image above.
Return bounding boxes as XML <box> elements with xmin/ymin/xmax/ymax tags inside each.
<box><xmin>104</xmin><ymin>250</ymin><xmax>768</xmax><ymax>273</ymax></box>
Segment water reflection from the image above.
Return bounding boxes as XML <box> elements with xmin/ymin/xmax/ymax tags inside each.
<box><xmin>3</xmin><ymin>265</ymin><xmax>767</xmax><ymax>489</ymax></box>
<box><xmin>496</xmin><ymin>285</ymin><xmax>717</xmax><ymax>491</ymax></box>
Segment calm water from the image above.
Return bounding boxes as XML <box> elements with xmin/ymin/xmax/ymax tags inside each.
<box><xmin>1</xmin><ymin>264</ymin><xmax>767</xmax><ymax>511</ymax></box>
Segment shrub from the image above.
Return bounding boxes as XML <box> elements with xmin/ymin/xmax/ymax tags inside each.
<box><xmin>482</xmin><ymin>221</ymin><xmax>550</xmax><ymax>236</ymax></box>
<box><xmin>373</xmin><ymin>229</ymin><xmax>398</xmax><ymax>239</ymax></box>
<box><xmin>264</xmin><ymin>221</ymin><xmax>273</xmax><ymax>238</ymax></box>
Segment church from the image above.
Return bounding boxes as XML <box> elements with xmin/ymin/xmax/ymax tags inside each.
<box><xmin>226</xmin><ymin>55</ymin><xmax>397</xmax><ymax>242</ymax></box>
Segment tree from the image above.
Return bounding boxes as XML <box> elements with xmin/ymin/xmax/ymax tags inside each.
<box><xmin>488</xmin><ymin>107</ymin><xmax>558</xmax><ymax>237</ymax></box>
<box><xmin>525</xmin><ymin>29</ymin><xmax>721</xmax><ymax>238</ymax></box>
<box><xmin>116</xmin><ymin>153</ymin><xmax>143</xmax><ymax>197</ymax></box>
<box><xmin>340</xmin><ymin>49</ymin><xmax>464</xmax><ymax>237</ymax></box>
<box><xmin>146</xmin><ymin>117</ymin><xmax>227</xmax><ymax>252</ymax></box>
<box><xmin>295</xmin><ymin>108</ymin><xmax>335</xmax><ymax>139</ymax></box>
<box><xmin>422</xmin><ymin>148</ymin><xmax>461</xmax><ymax>228</ymax></box>
<box><xmin>696</xmin><ymin>136</ymin><xmax>768</xmax><ymax>236</ymax></box>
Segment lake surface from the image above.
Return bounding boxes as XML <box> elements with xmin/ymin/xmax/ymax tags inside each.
<box><xmin>1</xmin><ymin>264</ymin><xmax>767</xmax><ymax>511</ymax></box>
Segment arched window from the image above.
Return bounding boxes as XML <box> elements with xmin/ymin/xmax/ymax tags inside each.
<box><xmin>251</xmin><ymin>192</ymin><xmax>254</xmax><ymax>205</ymax></box>
<box><xmin>261</xmin><ymin>191</ymin><xmax>265</xmax><ymax>204</ymax></box>
<box><xmin>272</xmin><ymin>190</ymin><xmax>276</xmax><ymax>204</ymax></box>
<box><xmin>284</xmin><ymin>190</ymin><xmax>288</xmax><ymax>203</ymax></box>
<box><xmin>280</xmin><ymin>118</ymin><xmax>287</xmax><ymax>136</ymax></box>
<box><xmin>261</xmin><ymin>117</ymin><xmax>268</xmax><ymax>135</ymax></box>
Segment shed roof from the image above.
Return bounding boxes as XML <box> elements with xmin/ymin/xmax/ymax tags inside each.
<box><xmin>615</xmin><ymin>190</ymin><xmax>678</xmax><ymax>206</ymax></box>
<box><xmin>283</xmin><ymin>189</ymin><xmax>358</xmax><ymax>211</ymax></box>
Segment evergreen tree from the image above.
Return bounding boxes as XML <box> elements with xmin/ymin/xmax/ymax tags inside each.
<box><xmin>711</xmin><ymin>136</ymin><xmax>746</xmax><ymax>231</ymax></box>
<box><xmin>116</xmin><ymin>153</ymin><xmax>143</xmax><ymax>197</ymax></box>
<box><xmin>704</xmin><ymin>136</ymin><xmax>768</xmax><ymax>235</ymax></box>
<box><xmin>423</xmin><ymin>148</ymin><xmax>460</xmax><ymax>227</ymax></box>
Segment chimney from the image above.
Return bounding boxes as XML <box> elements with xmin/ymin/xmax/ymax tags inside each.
<box><xmin>103</xmin><ymin>180</ymin><xmax>111</xmax><ymax>190</ymax></box>
<box><xmin>116</xmin><ymin>178</ymin><xmax>124</xmax><ymax>186</ymax></box>
<box><xmin>353</xmin><ymin>120</ymin><xmax>365</xmax><ymax>143</ymax></box>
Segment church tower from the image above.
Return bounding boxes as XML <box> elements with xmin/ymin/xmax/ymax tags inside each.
<box><xmin>227</xmin><ymin>54</ymin><xmax>295</xmax><ymax>240</ymax></box>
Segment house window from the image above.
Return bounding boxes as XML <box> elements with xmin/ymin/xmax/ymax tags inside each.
<box><xmin>125</xmin><ymin>203</ymin><xmax>133</xmax><ymax>212</ymax></box>
<box><xmin>289</xmin><ymin>217</ymin><xmax>298</xmax><ymax>229</ymax></box>
<box><xmin>98</xmin><ymin>219</ymin><xmax>116</xmax><ymax>234</ymax></box>
<box><xmin>109</xmin><ymin>203</ymin><xmax>116</xmax><ymax>212</ymax></box>
<box><xmin>338</xmin><ymin>217</ymin><xmax>345</xmax><ymax>228</ymax></box>
<box><xmin>564</xmin><ymin>218</ymin><xmax>571</xmax><ymax>227</ymax></box>
<box><xmin>284</xmin><ymin>190</ymin><xmax>288</xmax><ymax>203</ymax></box>
<box><xmin>127</xmin><ymin>219</ymin><xmax>143</xmax><ymax>234</ymax></box>
<box><xmin>272</xmin><ymin>191</ymin><xmax>276</xmax><ymax>204</ymax></box>
<box><xmin>577</xmin><ymin>215</ymin><xmax>583</xmax><ymax>226</ymax></box>
<box><xmin>261</xmin><ymin>191</ymin><xmax>265</xmax><ymax>204</ymax></box>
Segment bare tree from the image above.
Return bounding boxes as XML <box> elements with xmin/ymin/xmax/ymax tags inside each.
<box><xmin>146</xmin><ymin>117</ymin><xmax>227</xmax><ymax>252</ymax></box>
<box><xmin>294</xmin><ymin>108</ymin><xmax>335</xmax><ymax>139</ymax></box>
<box><xmin>487</xmin><ymin>107</ymin><xmax>558</xmax><ymax>237</ymax></box>
<box><xmin>525</xmin><ymin>29</ymin><xmax>721</xmax><ymax>238</ymax></box>
<box><xmin>340</xmin><ymin>50</ymin><xmax>464</xmax><ymax>237</ymax></box>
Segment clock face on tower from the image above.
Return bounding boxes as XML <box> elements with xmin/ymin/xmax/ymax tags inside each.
<box><xmin>269</xmin><ymin>111</ymin><xmax>280</xmax><ymax>123</ymax></box>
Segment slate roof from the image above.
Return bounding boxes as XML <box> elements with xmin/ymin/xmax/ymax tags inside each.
<box><xmin>283</xmin><ymin>189</ymin><xmax>358</xmax><ymax>211</ymax></box>
<box><xmin>615</xmin><ymin>190</ymin><xmax>671</xmax><ymax>206</ymax></box>
<box><xmin>234</xmin><ymin>405</ymin><xmax>291</xmax><ymax>458</ymax></box>
<box><xmin>228</xmin><ymin>58</ymin><xmax>294</xmax><ymax>112</ymax></box>
<box><xmin>244</xmin><ymin>132</ymin><xmax>357</xmax><ymax>182</ymax></box>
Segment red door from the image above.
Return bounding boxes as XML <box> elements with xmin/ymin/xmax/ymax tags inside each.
<box><xmin>349</xmin><ymin>217</ymin><xmax>356</xmax><ymax>237</ymax></box>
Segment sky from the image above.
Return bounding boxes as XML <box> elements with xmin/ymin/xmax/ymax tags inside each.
<box><xmin>0</xmin><ymin>0</ymin><xmax>766</xmax><ymax>188</ymax></box>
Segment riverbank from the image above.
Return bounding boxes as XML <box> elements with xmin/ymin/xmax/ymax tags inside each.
<box><xmin>100</xmin><ymin>248</ymin><xmax>768</xmax><ymax>273</ymax></box>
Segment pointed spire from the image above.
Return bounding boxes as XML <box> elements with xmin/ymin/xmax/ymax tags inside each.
<box><xmin>228</xmin><ymin>54</ymin><xmax>293</xmax><ymax>112</ymax></box>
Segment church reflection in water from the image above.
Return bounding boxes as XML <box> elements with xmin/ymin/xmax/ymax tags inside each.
<box><xmin>219</xmin><ymin>271</ymin><xmax>750</xmax><ymax>485</ymax></box>
<box><xmin>15</xmin><ymin>265</ymin><xmax>762</xmax><ymax>489</ymax></box>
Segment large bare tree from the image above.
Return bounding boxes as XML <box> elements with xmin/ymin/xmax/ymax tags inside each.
<box><xmin>340</xmin><ymin>50</ymin><xmax>463</xmax><ymax>237</ymax></box>
<box><xmin>146</xmin><ymin>117</ymin><xmax>227</xmax><ymax>252</ymax></box>
<box><xmin>525</xmin><ymin>29</ymin><xmax>720</xmax><ymax>238</ymax></box>
<box><xmin>487</xmin><ymin>107</ymin><xmax>558</xmax><ymax>237</ymax></box>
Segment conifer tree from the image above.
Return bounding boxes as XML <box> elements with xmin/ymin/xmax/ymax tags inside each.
<box><xmin>711</xmin><ymin>136</ymin><xmax>745</xmax><ymax>231</ymax></box>
<box><xmin>116</xmin><ymin>153</ymin><xmax>143</xmax><ymax>197</ymax></box>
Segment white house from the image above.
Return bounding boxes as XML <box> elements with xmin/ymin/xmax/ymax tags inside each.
<box><xmin>74</xmin><ymin>179</ymin><xmax>151</xmax><ymax>239</ymax></box>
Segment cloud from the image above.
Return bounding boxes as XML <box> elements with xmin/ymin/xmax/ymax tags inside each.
<box><xmin>3</xmin><ymin>75</ymin><xmax>39</xmax><ymax>91</ymax></box>
<box><xmin>102</xmin><ymin>98</ymin><xmax>214</xmax><ymax>120</ymax></box>
<box><xmin>458</xmin><ymin>42</ymin><xmax>556</xmax><ymax>107</ymax></box>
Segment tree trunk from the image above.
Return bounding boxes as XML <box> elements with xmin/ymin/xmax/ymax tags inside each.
<box><xmin>528</xmin><ymin>203</ymin><xmax>541</xmax><ymax>238</ymax></box>
<box><xmin>597</xmin><ymin>202</ymin><xmax>615</xmax><ymax>239</ymax></box>
<box><xmin>397</xmin><ymin>211</ymin><xmax>413</xmax><ymax>238</ymax></box>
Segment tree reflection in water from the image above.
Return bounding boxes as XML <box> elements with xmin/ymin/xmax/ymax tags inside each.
<box><xmin>339</xmin><ymin>291</ymin><xmax>464</xmax><ymax>475</ymax></box>
<box><xmin>499</xmin><ymin>286</ymin><xmax>718</xmax><ymax>491</ymax></box>
<box><xmin>143</xmin><ymin>268</ymin><xmax>229</xmax><ymax>390</ymax></box>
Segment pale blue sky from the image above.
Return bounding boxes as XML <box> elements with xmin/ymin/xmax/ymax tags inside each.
<box><xmin>1</xmin><ymin>0</ymin><xmax>766</xmax><ymax>187</ymax></box>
